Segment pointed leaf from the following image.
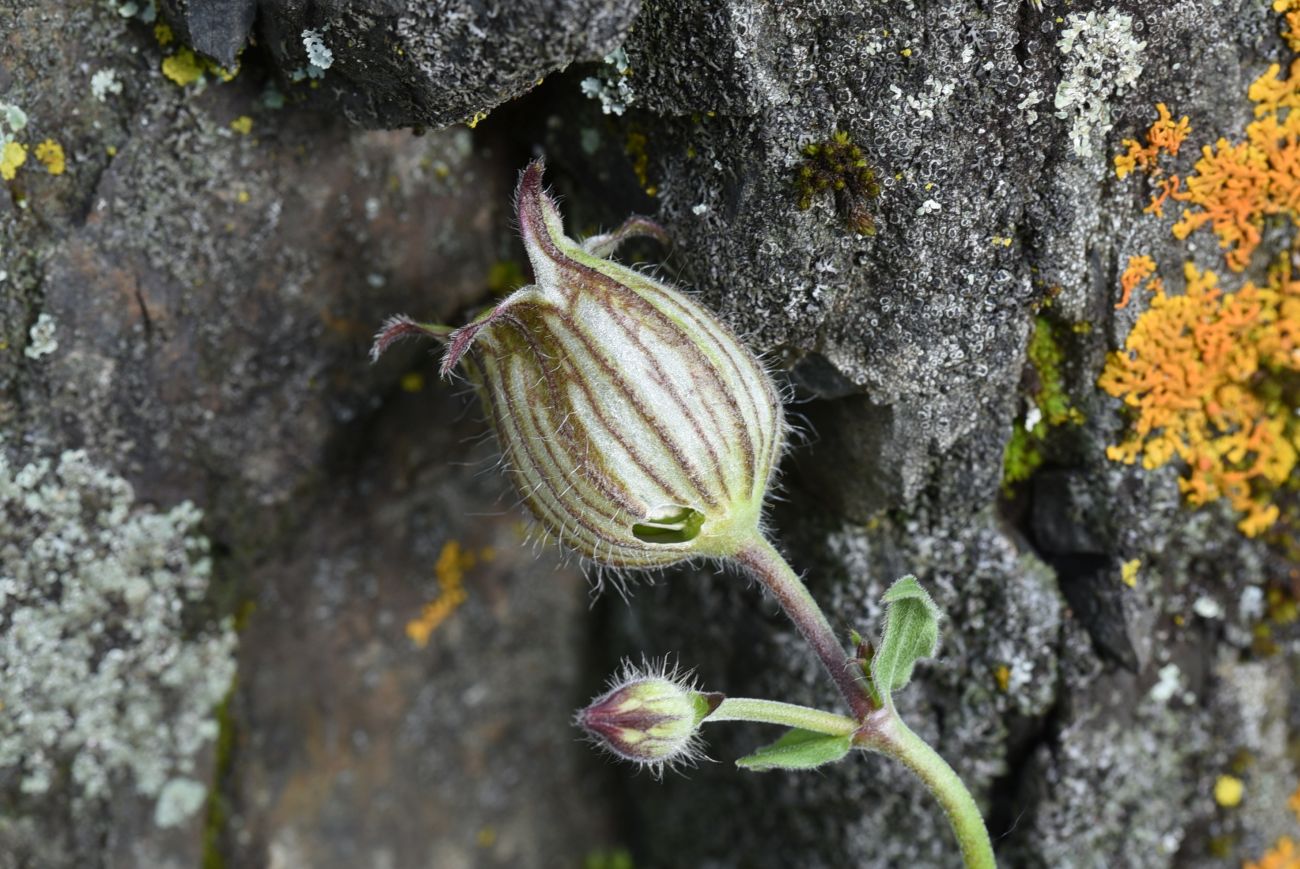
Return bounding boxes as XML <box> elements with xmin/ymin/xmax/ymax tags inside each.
<box><xmin>871</xmin><ymin>575</ymin><xmax>942</xmax><ymax>703</ymax></box>
<box><xmin>735</xmin><ymin>728</ymin><xmax>853</xmax><ymax>772</ymax></box>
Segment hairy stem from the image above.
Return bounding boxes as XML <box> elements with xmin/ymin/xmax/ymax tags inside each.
<box><xmin>705</xmin><ymin>697</ymin><xmax>858</xmax><ymax>735</ymax></box>
<box><xmin>731</xmin><ymin>536</ymin><xmax>873</xmax><ymax>720</ymax></box>
<box><xmin>858</xmin><ymin>713</ymin><xmax>997</xmax><ymax>869</ymax></box>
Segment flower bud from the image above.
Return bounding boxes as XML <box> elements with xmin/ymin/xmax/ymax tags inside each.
<box><xmin>373</xmin><ymin>160</ymin><xmax>784</xmax><ymax>569</ymax></box>
<box><xmin>575</xmin><ymin>661</ymin><xmax>723</xmax><ymax>776</ymax></box>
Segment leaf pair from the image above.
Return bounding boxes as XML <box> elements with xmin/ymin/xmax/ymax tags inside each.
<box><xmin>735</xmin><ymin>576</ymin><xmax>942</xmax><ymax>772</ymax></box>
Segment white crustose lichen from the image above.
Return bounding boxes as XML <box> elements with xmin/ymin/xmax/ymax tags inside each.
<box><xmin>0</xmin><ymin>449</ymin><xmax>237</xmax><ymax>826</ymax></box>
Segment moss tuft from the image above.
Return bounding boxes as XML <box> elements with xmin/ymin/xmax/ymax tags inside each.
<box><xmin>793</xmin><ymin>130</ymin><xmax>880</xmax><ymax>235</ymax></box>
<box><xmin>1002</xmin><ymin>316</ymin><xmax>1084</xmax><ymax>490</ymax></box>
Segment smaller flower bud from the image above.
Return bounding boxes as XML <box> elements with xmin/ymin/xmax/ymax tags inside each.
<box><xmin>575</xmin><ymin>661</ymin><xmax>723</xmax><ymax>778</ymax></box>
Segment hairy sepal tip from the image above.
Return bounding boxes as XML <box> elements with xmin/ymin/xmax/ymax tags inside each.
<box><xmin>369</xmin><ymin>315</ymin><xmax>451</xmax><ymax>363</ymax></box>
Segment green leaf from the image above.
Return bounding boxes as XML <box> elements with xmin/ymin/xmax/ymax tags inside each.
<box><xmin>735</xmin><ymin>728</ymin><xmax>853</xmax><ymax>772</ymax></box>
<box><xmin>871</xmin><ymin>575</ymin><xmax>942</xmax><ymax>703</ymax></box>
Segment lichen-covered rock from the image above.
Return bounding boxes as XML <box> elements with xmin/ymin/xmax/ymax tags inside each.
<box><xmin>3</xmin><ymin>2</ymin><xmax>510</xmax><ymax>517</ymax></box>
<box><xmin>0</xmin><ymin>448</ymin><xmax>236</xmax><ymax>866</ymax></box>
<box><xmin>251</xmin><ymin>0</ymin><xmax>641</xmax><ymax>128</ymax></box>
<box><xmin>548</xmin><ymin>0</ymin><xmax>1298</xmax><ymax>865</ymax></box>
<box><xmin>3</xmin><ymin>0</ymin><xmax>1299</xmax><ymax>866</ymax></box>
<box><xmin>2</xmin><ymin>3</ymin><xmax>610</xmax><ymax>866</ymax></box>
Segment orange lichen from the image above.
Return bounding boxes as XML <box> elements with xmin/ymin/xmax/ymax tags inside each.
<box><xmin>1114</xmin><ymin>104</ymin><xmax>1192</xmax><ymax>219</ymax></box>
<box><xmin>1171</xmin><ymin>138</ymin><xmax>1273</xmax><ymax>272</ymax></box>
<box><xmin>1143</xmin><ymin>175</ymin><xmax>1182</xmax><ymax>218</ymax></box>
<box><xmin>1115</xmin><ymin>103</ymin><xmax>1192</xmax><ymax>179</ymax></box>
<box><xmin>405</xmin><ymin>541</ymin><xmax>495</xmax><ymax>647</ymax></box>
<box><xmin>1171</xmin><ymin>61</ymin><xmax>1300</xmax><ymax>272</ymax></box>
<box><xmin>1098</xmin><ymin>261</ymin><xmax>1300</xmax><ymax>536</ymax></box>
<box><xmin>1249</xmin><ymin>59</ymin><xmax>1300</xmax><ymax>117</ymax></box>
<box><xmin>1107</xmin><ymin>23</ymin><xmax>1300</xmax><ymax>539</ymax></box>
<box><xmin>1117</xmin><ymin>254</ymin><xmax>1159</xmax><ymax>309</ymax></box>
<box><xmin>1279</xmin><ymin>0</ymin><xmax>1300</xmax><ymax>51</ymax></box>
<box><xmin>1245</xmin><ymin>837</ymin><xmax>1300</xmax><ymax>869</ymax></box>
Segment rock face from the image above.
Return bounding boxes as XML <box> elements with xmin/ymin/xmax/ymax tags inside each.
<box><xmin>1</xmin><ymin>5</ymin><xmax>609</xmax><ymax>866</ymax></box>
<box><xmin>155</xmin><ymin>0</ymin><xmax>642</xmax><ymax>126</ymax></box>
<box><xmin>2</xmin><ymin>1</ymin><xmax>1298</xmax><ymax>868</ymax></box>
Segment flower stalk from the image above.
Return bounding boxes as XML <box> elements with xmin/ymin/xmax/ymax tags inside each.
<box><xmin>731</xmin><ymin>536</ymin><xmax>873</xmax><ymax>720</ymax></box>
<box><xmin>704</xmin><ymin>697</ymin><xmax>858</xmax><ymax>736</ymax></box>
<box><xmin>857</xmin><ymin>714</ymin><xmax>997</xmax><ymax>869</ymax></box>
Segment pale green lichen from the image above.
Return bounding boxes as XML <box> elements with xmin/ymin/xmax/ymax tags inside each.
<box><xmin>302</xmin><ymin>28</ymin><xmax>334</xmax><ymax>72</ymax></box>
<box><xmin>581</xmin><ymin>47</ymin><xmax>635</xmax><ymax>115</ymax></box>
<box><xmin>103</xmin><ymin>0</ymin><xmax>157</xmax><ymax>22</ymax></box>
<box><xmin>0</xmin><ymin>449</ymin><xmax>237</xmax><ymax>826</ymax></box>
<box><xmin>23</xmin><ymin>313</ymin><xmax>57</xmax><ymax>360</ymax></box>
<box><xmin>1054</xmin><ymin>9</ymin><xmax>1146</xmax><ymax>158</ymax></box>
<box><xmin>1</xmin><ymin>103</ymin><xmax>27</xmax><ymax>141</ymax></box>
<box><xmin>90</xmin><ymin>68</ymin><xmax>123</xmax><ymax>103</ymax></box>
<box><xmin>154</xmin><ymin>777</ymin><xmax>210</xmax><ymax>828</ymax></box>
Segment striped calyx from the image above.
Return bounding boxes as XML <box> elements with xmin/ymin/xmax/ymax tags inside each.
<box><xmin>372</xmin><ymin>160</ymin><xmax>784</xmax><ymax>569</ymax></box>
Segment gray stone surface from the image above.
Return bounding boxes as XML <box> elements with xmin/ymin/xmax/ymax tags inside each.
<box><xmin>2</xmin><ymin>4</ymin><xmax>612</xmax><ymax>866</ymax></box>
<box><xmin>3</xmin><ymin>0</ymin><xmax>1299</xmax><ymax>867</ymax></box>
<box><xmin>253</xmin><ymin>0</ymin><xmax>640</xmax><ymax>128</ymax></box>
<box><xmin>158</xmin><ymin>0</ymin><xmax>258</xmax><ymax>67</ymax></box>
<box><xmin>153</xmin><ymin>0</ymin><xmax>640</xmax><ymax>126</ymax></box>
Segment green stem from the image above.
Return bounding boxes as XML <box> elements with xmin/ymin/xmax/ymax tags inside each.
<box><xmin>705</xmin><ymin>698</ymin><xmax>858</xmax><ymax>736</ymax></box>
<box><xmin>858</xmin><ymin>713</ymin><xmax>996</xmax><ymax>869</ymax></box>
<box><xmin>731</xmin><ymin>536</ymin><xmax>873</xmax><ymax>720</ymax></box>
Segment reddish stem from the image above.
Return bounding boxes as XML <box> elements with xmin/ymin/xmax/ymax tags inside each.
<box><xmin>732</xmin><ymin>536</ymin><xmax>873</xmax><ymax>721</ymax></box>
